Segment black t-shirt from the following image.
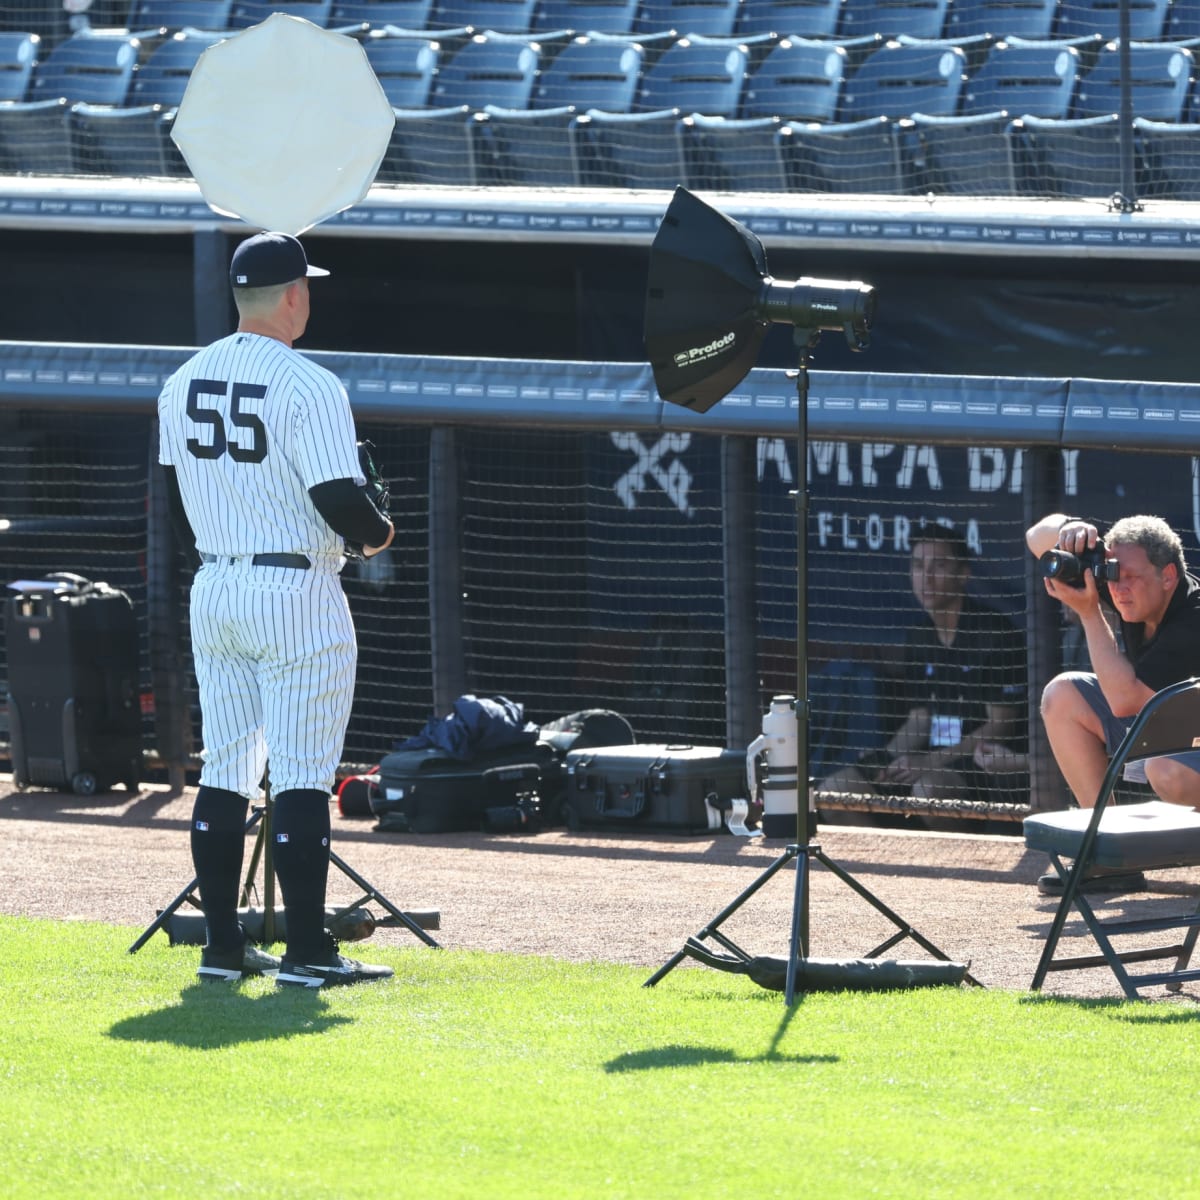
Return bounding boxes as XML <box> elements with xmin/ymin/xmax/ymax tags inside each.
<box><xmin>899</xmin><ymin>596</ymin><xmax>1027</xmax><ymax>744</ymax></box>
<box><xmin>1119</xmin><ymin>571</ymin><xmax>1200</xmax><ymax>691</ymax></box>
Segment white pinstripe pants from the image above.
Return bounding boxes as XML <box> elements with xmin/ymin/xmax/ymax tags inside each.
<box><xmin>190</xmin><ymin>560</ymin><xmax>357</xmax><ymax>799</ymax></box>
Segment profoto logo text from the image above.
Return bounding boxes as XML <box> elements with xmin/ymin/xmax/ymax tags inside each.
<box><xmin>673</xmin><ymin>331</ymin><xmax>735</xmax><ymax>368</ymax></box>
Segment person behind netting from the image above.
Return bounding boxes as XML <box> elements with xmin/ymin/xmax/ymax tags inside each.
<box><xmin>1026</xmin><ymin>512</ymin><xmax>1200</xmax><ymax>895</ymax></box>
<box><xmin>819</xmin><ymin>524</ymin><xmax>1027</xmax><ymax>808</ymax></box>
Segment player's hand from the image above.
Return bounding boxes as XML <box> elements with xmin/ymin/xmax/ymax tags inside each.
<box><xmin>1044</xmin><ymin>564</ymin><xmax>1100</xmax><ymax>616</ymax></box>
<box><xmin>363</xmin><ymin>521</ymin><xmax>395</xmax><ymax>558</ymax></box>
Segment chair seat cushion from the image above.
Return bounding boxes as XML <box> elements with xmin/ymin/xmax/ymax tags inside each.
<box><xmin>1024</xmin><ymin>800</ymin><xmax>1200</xmax><ymax>870</ymax></box>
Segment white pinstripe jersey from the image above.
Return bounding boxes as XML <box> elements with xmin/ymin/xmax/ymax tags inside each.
<box><xmin>158</xmin><ymin>332</ymin><xmax>364</xmax><ymax>557</ymax></box>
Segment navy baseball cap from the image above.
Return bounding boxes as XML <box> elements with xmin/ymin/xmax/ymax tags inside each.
<box><xmin>229</xmin><ymin>232</ymin><xmax>330</xmax><ymax>289</ymax></box>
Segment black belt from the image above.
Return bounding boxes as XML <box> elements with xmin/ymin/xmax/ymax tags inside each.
<box><xmin>201</xmin><ymin>553</ymin><xmax>311</xmax><ymax>569</ymax></box>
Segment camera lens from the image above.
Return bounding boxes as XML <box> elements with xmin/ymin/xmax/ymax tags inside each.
<box><xmin>1040</xmin><ymin>548</ymin><xmax>1082</xmax><ymax>584</ymax></box>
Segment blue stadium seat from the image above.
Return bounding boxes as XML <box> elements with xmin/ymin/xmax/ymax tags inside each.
<box><xmin>1135</xmin><ymin>116</ymin><xmax>1200</xmax><ymax>199</ymax></box>
<box><xmin>433</xmin><ymin>0</ymin><xmax>540</xmax><ymax>31</ymax></box>
<box><xmin>378</xmin><ymin>103</ymin><xmax>477</xmax><ymax>181</ymax></box>
<box><xmin>228</xmin><ymin>1</ymin><xmax>335</xmax><ymax>26</ymax></box>
<box><xmin>1055</xmin><ymin>0</ymin><xmax>1170</xmax><ymax>43</ymax></box>
<box><xmin>740</xmin><ymin>36</ymin><xmax>845</xmax><ymax>120</ymax></box>
<box><xmin>532</xmin><ymin>0</ymin><xmax>641</xmax><ymax>33</ymax></box>
<box><xmin>891</xmin><ymin>31</ymin><xmax>994</xmax><ymax>75</ymax></box>
<box><xmin>529</xmin><ymin>34</ymin><xmax>642</xmax><ymax>106</ymax></box>
<box><xmin>0</xmin><ymin>30</ymin><xmax>39</xmax><ymax>103</ymax></box>
<box><xmin>1074</xmin><ymin>43</ymin><xmax>1194</xmax><ymax>121</ymax></box>
<box><xmin>838</xmin><ymin>41</ymin><xmax>966</xmax><ymax>120</ymax></box>
<box><xmin>944</xmin><ymin>0</ymin><xmax>1057</xmax><ymax>40</ymax></box>
<box><xmin>903</xmin><ymin>109</ymin><xmax>1019</xmax><ymax>192</ymax></box>
<box><xmin>0</xmin><ymin>97</ymin><xmax>71</xmax><ymax>172</ymax></box>
<box><xmin>331</xmin><ymin>0</ymin><xmax>438</xmax><ymax>27</ymax></box>
<box><xmin>685</xmin><ymin>112</ymin><xmax>791</xmax><ymax>187</ymax></box>
<box><xmin>471</xmin><ymin>36</ymin><xmax>642</xmax><ymax>181</ymax></box>
<box><xmin>1016</xmin><ymin>111</ymin><xmax>1122</xmax><ymax>196</ymax></box>
<box><xmin>571</xmin><ymin>106</ymin><xmax>689</xmax><ymax>185</ymax></box>
<box><xmin>734</xmin><ymin>0</ymin><xmax>844</xmax><ymax>38</ymax></box>
<box><xmin>126</xmin><ymin>1</ymin><xmax>234</xmax><ymax>31</ymax></box>
<box><xmin>837</xmin><ymin>0</ymin><xmax>950</xmax><ymax>40</ymax></box>
<box><xmin>130</xmin><ymin>30</ymin><xmax>226</xmax><ymax>107</ymax></box>
<box><xmin>636</xmin><ymin>0</ymin><xmax>743</xmax><ymax>37</ymax></box>
<box><xmin>27</xmin><ymin>30</ymin><xmax>140</xmax><ymax>106</ymax></box>
<box><xmin>431</xmin><ymin>35</ymin><xmax>541</xmax><ymax>107</ymax></box>
<box><xmin>68</xmin><ymin>102</ymin><xmax>175</xmax><ymax>175</ymax></box>
<box><xmin>960</xmin><ymin>38</ymin><xmax>1079</xmax><ymax>117</ymax></box>
<box><xmin>1165</xmin><ymin>0</ymin><xmax>1200</xmax><ymax>42</ymax></box>
<box><xmin>784</xmin><ymin>113</ymin><xmax>904</xmax><ymax>190</ymax></box>
<box><xmin>635</xmin><ymin>37</ymin><xmax>749</xmax><ymax>115</ymax></box>
<box><xmin>364</xmin><ymin>34</ymin><xmax>441</xmax><ymax>106</ymax></box>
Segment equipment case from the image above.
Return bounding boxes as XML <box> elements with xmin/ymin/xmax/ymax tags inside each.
<box><xmin>564</xmin><ymin>743</ymin><xmax>744</xmax><ymax>833</ymax></box>
<box><xmin>370</xmin><ymin>744</ymin><xmax>554</xmax><ymax>833</ymax></box>
<box><xmin>6</xmin><ymin>574</ymin><xmax>142</xmax><ymax>794</ymax></box>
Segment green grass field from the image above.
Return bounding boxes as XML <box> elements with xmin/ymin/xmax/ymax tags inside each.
<box><xmin>1</xmin><ymin>915</ymin><xmax>1196</xmax><ymax>1199</ymax></box>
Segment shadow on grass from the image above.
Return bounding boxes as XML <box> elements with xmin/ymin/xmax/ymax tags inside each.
<box><xmin>605</xmin><ymin>1001</ymin><xmax>838</xmax><ymax>1071</ymax></box>
<box><xmin>1020</xmin><ymin>992</ymin><xmax>1200</xmax><ymax>1019</ymax></box>
<box><xmin>108</xmin><ymin>983</ymin><xmax>352</xmax><ymax>1048</ymax></box>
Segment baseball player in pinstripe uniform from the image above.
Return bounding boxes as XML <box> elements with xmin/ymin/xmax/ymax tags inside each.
<box><xmin>158</xmin><ymin>231</ymin><xmax>394</xmax><ymax>988</ymax></box>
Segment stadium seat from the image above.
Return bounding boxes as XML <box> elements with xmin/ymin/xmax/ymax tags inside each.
<box><xmin>734</xmin><ymin>0</ymin><xmax>844</xmax><ymax>39</ymax></box>
<box><xmin>685</xmin><ymin>112</ymin><xmax>791</xmax><ymax>188</ymax></box>
<box><xmin>1135</xmin><ymin>116</ymin><xmax>1200</xmax><ymax>199</ymax></box>
<box><xmin>902</xmin><ymin>109</ymin><xmax>1019</xmax><ymax>192</ymax></box>
<box><xmin>68</xmin><ymin>102</ymin><xmax>175</xmax><ymax>175</ymax></box>
<box><xmin>331</xmin><ymin>0</ymin><xmax>438</xmax><ymax>28</ymax></box>
<box><xmin>635</xmin><ymin>37</ymin><xmax>749</xmax><ymax>115</ymax></box>
<box><xmin>1164</xmin><ymin>0</ymin><xmax>1200</xmax><ymax>42</ymax></box>
<box><xmin>960</xmin><ymin>38</ymin><xmax>1079</xmax><ymax>117</ymax></box>
<box><xmin>531</xmin><ymin>0</ymin><xmax>641</xmax><ymax>33</ymax></box>
<box><xmin>637</xmin><ymin>0</ymin><xmax>744</xmax><ymax>37</ymax></box>
<box><xmin>26</xmin><ymin>30</ymin><xmax>140</xmax><ymax>106</ymax></box>
<box><xmin>364</xmin><ymin>34</ymin><xmax>441</xmax><ymax>106</ymax></box>
<box><xmin>228</xmin><ymin>1</ymin><xmax>335</xmax><ymax>26</ymax></box>
<box><xmin>130</xmin><ymin>30</ymin><xmax>226</xmax><ymax>107</ymax></box>
<box><xmin>1016</xmin><ymin>111</ymin><xmax>1122</xmax><ymax>196</ymax></box>
<box><xmin>837</xmin><ymin>0</ymin><xmax>951</xmax><ymax>41</ymax></box>
<box><xmin>1055</xmin><ymin>0</ymin><xmax>1170</xmax><ymax>43</ymax></box>
<box><xmin>1025</xmin><ymin>679</ymin><xmax>1200</xmax><ymax>1000</ymax></box>
<box><xmin>571</xmin><ymin>106</ymin><xmax>689</xmax><ymax>185</ymax></box>
<box><xmin>377</xmin><ymin>103</ymin><xmax>477</xmax><ymax>181</ymax></box>
<box><xmin>126</xmin><ymin>1</ymin><xmax>234</xmax><ymax>32</ymax></box>
<box><xmin>471</xmin><ymin>36</ymin><xmax>642</xmax><ymax>182</ymax></box>
<box><xmin>892</xmin><ymin>31</ymin><xmax>994</xmax><ymax>75</ymax></box>
<box><xmin>740</xmin><ymin>36</ymin><xmax>846</xmax><ymax>120</ymax></box>
<box><xmin>0</xmin><ymin>96</ymin><xmax>71</xmax><ymax>172</ymax></box>
<box><xmin>431</xmin><ymin>35</ymin><xmax>541</xmax><ymax>107</ymax></box>
<box><xmin>943</xmin><ymin>0</ymin><xmax>1057</xmax><ymax>39</ymax></box>
<box><xmin>838</xmin><ymin>41</ymin><xmax>966</xmax><ymax>121</ymax></box>
<box><xmin>433</xmin><ymin>0</ymin><xmax>540</xmax><ymax>31</ymax></box>
<box><xmin>784</xmin><ymin>113</ymin><xmax>905</xmax><ymax>190</ymax></box>
<box><xmin>1074</xmin><ymin>43</ymin><xmax>1194</xmax><ymax>121</ymax></box>
<box><xmin>0</xmin><ymin>30</ymin><xmax>38</xmax><ymax>103</ymax></box>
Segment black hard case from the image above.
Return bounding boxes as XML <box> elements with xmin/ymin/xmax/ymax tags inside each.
<box><xmin>370</xmin><ymin>744</ymin><xmax>553</xmax><ymax>833</ymax></box>
<box><xmin>564</xmin><ymin>743</ymin><xmax>744</xmax><ymax>833</ymax></box>
<box><xmin>5</xmin><ymin>577</ymin><xmax>142</xmax><ymax>794</ymax></box>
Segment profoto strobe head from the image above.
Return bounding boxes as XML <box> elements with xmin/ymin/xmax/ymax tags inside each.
<box><xmin>643</xmin><ymin>187</ymin><xmax>875</xmax><ymax>413</ymax></box>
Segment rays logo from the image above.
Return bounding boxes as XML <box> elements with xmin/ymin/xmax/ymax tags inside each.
<box><xmin>611</xmin><ymin>432</ymin><xmax>693</xmax><ymax>517</ymax></box>
<box><xmin>673</xmin><ymin>331</ymin><xmax>735</xmax><ymax>368</ymax></box>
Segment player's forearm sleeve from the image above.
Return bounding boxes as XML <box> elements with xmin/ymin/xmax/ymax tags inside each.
<box><xmin>163</xmin><ymin>465</ymin><xmax>201</xmax><ymax>569</ymax></box>
<box><xmin>309</xmin><ymin>478</ymin><xmax>392</xmax><ymax>548</ymax></box>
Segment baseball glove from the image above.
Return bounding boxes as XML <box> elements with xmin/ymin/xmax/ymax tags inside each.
<box><xmin>345</xmin><ymin>440</ymin><xmax>391</xmax><ymax>560</ymax></box>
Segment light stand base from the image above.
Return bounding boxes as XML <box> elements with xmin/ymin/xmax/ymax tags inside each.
<box><xmin>644</xmin><ymin>839</ymin><xmax>980</xmax><ymax>1003</ymax></box>
<box><xmin>129</xmin><ymin>802</ymin><xmax>441</xmax><ymax>954</ymax></box>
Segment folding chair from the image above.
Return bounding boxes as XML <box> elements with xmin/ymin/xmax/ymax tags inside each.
<box><xmin>1025</xmin><ymin>677</ymin><xmax>1200</xmax><ymax>999</ymax></box>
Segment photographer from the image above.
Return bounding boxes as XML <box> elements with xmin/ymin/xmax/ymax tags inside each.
<box><xmin>1027</xmin><ymin>512</ymin><xmax>1200</xmax><ymax>894</ymax></box>
<box><xmin>820</xmin><ymin>525</ymin><xmax>1027</xmax><ymax>813</ymax></box>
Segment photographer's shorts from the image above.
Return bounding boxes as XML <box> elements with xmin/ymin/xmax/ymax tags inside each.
<box><xmin>1070</xmin><ymin>671</ymin><xmax>1200</xmax><ymax>783</ymax></box>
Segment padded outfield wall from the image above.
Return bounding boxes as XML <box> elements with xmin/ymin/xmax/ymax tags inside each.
<box><xmin>3</xmin><ymin>180</ymin><xmax>1200</xmax><ymax>819</ymax></box>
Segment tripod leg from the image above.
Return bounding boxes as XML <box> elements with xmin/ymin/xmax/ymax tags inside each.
<box><xmin>328</xmin><ymin>849</ymin><xmax>440</xmax><ymax>948</ymax></box>
<box><xmin>784</xmin><ymin>847</ymin><xmax>811</xmax><ymax>1005</ymax></box>
<box><xmin>644</xmin><ymin>845</ymin><xmax>799</xmax><ymax>987</ymax></box>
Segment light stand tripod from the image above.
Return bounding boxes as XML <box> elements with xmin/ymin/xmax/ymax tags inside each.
<box><xmin>645</xmin><ymin>329</ymin><xmax>977</xmax><ymax>1004</ymax></box>
<box><xmin>129</xmin><ymin>779</ymin><xmax>440</xmax><ymax>954</ymax></box>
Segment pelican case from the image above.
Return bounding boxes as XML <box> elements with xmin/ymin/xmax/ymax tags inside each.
<box><xmin>369</xmin><ymin>745</ymin><xmax>554</xmax><ymax>833</ymax></box>
<box><xmin>563</xmin><ymin>743</ymin><xmax>744</xmax><ymax>833</ymax></box>
<box><xmin>5</xmin><ymin>573</ymin><xmax>142</xmax><ymax>795</ymax></box>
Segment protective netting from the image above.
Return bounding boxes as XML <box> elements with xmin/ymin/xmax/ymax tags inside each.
<box><xmin>0</xmin><ymin>1</ymin><xmax>1197</xmax><ymax>199</ymax></box>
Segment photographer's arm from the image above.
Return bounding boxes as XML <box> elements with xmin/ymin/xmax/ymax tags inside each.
<box><xmin>1026</xmin><ymin>513</ymin><xmax>1097</xmax><ymax>559</ymax></box>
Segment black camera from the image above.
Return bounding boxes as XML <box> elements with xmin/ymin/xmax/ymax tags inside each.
<box><xmin>1039</xmin><ymin>537</ymin><xmax>1120</xmax><ymax>589</ymax></box>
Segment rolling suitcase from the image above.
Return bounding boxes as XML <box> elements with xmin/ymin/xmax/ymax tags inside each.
<box><xmin>6</xmin><ymin>573</ymin><xmax>142</xmax><ymax>795</ymax></box>
<box><xmin>564</xmin><ymin>743</ymin><xmax>745</xmax><ymax>833</ymax></box>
